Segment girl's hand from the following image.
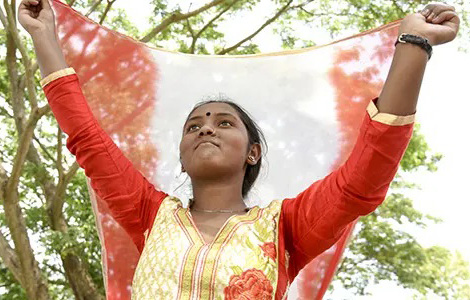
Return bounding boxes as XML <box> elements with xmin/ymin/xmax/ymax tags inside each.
<box><xmin>18</xmin><ymin>0</ymin><xmax>56</xmax><ymax>36</ymax></box>
<box><xmin>18</xmin><ymin>0</ymin><xmax>67</xmax><ymax>77</ymax></box>
<box><xmin>399</xmin><ymin>3</ymin><xmax>460</xmax><ymax>46</ymax></box>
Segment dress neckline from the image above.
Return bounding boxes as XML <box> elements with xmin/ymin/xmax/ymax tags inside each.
<box><xmin>180</xmin><ymin>205</ymin><xmax>261</xmax><ymax>245</ymax></box>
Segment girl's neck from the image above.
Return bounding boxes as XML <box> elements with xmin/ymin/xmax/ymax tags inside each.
<box><xmin>190</xmin><ymin>178</ymin><xmax>246</xmax><ymax>211</ymax></box>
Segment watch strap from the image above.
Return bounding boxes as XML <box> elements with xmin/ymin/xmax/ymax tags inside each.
<box><xmin>395</xmin><ymin>33</ymin><xmax>433</xmax><ymax>60</ymax></box>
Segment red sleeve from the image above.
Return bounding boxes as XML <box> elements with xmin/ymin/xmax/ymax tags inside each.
<box><xmin>281</xmin><ymin>99</ymin><xmax>414</xmax><ymax>280</ymax></box>
<box><xmin>42</xmin><ymin>69</ymin><xmax>167</xmax><ymax>253</ymax></box>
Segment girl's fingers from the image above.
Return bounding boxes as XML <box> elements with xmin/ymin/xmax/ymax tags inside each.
<box><xmin>22</xmin><ymin>0</ymin><xmax>40</xmax><ymax>6</ymax></box>
<box><xmin>424</xmin><ymin>3</ymin><xmax>455</xmax><ymax>22</ymax></box>
<box><xmin>21</xmin><ymin>0</ymin><xmax>53</xmax><ymax>10</ymax></box>
<box><xmin>432</xmin><ymin>10</ymin><xmax>459</xmax><ymax>24</ymax></box>
<box><xmin>420</xmin><ymin>8</ymin><xmax>431</xmax><ymax>18</ymax></box>
<box><xmin>40</xmin><ymin>0</ymin><xmax>53</xmax><ymax>10</ymax></box>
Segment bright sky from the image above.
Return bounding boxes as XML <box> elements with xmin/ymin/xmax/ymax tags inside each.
<box><xmin>0</xmin><ymin>0</ymin><xmax>466</xmax><ymax>298</ymax></box>
<box><xmin>96</xmin><ymin>0</ymin><xmax>470</xmax><ymax>298</ymax></box>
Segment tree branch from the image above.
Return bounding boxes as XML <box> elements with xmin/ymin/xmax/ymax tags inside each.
<box><xmin>51</xmin><ymin>161</ymin><xmax>79</xmax><ymax>221</ymax></box>
<box><xmin>290</xmin><ymin>0</ymin><xmax>314</xmax><ymax>10</ymax></box>
<box><xmin>0</xmin><ymin>5</ymin><xmax>8</xmax><ymax>29</ymax></box>
<box><xmin>391</xmin><ymin>0</ymin><xmax>405</xmax><ymax>16</ymax></box>
<box><xmin>217</xmin><ymin>0</ymin><xmax>294</xmax><ymax>55</ymax></box>
<box><xmin>2</xmin><ymin>111</ymin><xmax>46</xmax><ymax>298</ymax></box>
<box><xmin>0</xmin><ymin>162</ymin><xmax>8</xmax><ymax>199</ymax></box>
<box><xmin>24</xmin><ymin>129</ymin><xmax>100</xmax><ymax>300</ymax></box>
<box><xmin>300</xmin><ymin>7</ymin><xmax>349</xmax><ymax>17</ymax></box>
<box><xmin>44</xmin><ymin>262</ymin><xmax>66</xmax><ymax>277</ymax></box>
<box><xmin>46</xmin><ymin>157</ymin><xmax>101</xmax><ymax>299</ymax></box>
<box><xmin>0</xmin><ymin>230</ymin><xmax>24</xmax><ymax>286</ymax></box>
<box><xmin>57</xmin><ymin>128</ymin><xmax>64</xmax><ymax>180</ymax></box>
<box><xmin>4</xmin><ymin>3</ymin><xmax>38</xmax><ymax>110</ymax></box>
<box><xmin>31</xmin><ymin>61</ymin><xmax>39</xmax><ymax>74</ymax></box>
<box><xmin>85</xmin><ymin>0</ymin><xmax>103</xmax><ymax>17</ymax></box>
<box><xmin>6</xmin><ymin>90</ymin><xmax>101</xmax><ymax>300</ymax></box>
<box><xmin>98</xmin><ymin>0</ymin><xmax>116</xmax><ymax>25</ymax></box>
<box><xmin>140</xmin><ymin>0</ymin><xmax>227</xmax><ymax>43</ymax></box>
<box><xmin>185</xmin><ymin>3</ymin><xmax>196</xmax><ymax>39</ymax></box>
<box><xmin>32</xmin><ymin>134</ymin><xmax>55</xmax><ymax>163</ymax></box>
<box><xmin>1</xmin><ymin>12</ymin><xmax>97</xmax><ymax>292</ymax></box>
<box><xmin>38</xmin><ymin>103</ymin><xmax>51</xmax><ymax>116</ymax></box>
<box><xmin>6</xmin><ymin>109</ymin><xmax>42</xmax><ymax>200</ymax></box>
<box><xmin>4</xmin><ymin>5</ymin><xmax>25</xmax><ymax>138</ymax></box>
<box><xmin>0</xmin><ymin>105</ymin><xmax>14</xmax><ymax>118</ymax></box>
<box><xmin>64</xmin><ymin>162</ymin><xmax>80</xmax><ymax>183</ymax></box>
<box><xmin>186</xmin><ymin>19</ymin><xmax>195</xmax><ymax>39</ymax></box>
<box><xmin>2</xmin><ymin>109</ymin><xmax>50</xmax><ymax>297</ymax></box>
<box><xmin>3</xmin><ymin>140</ymin><xmax>50</xmax><ymax>300</ymax></box>
<box><xmin>190</xmin><ymin>0</ymin><xmax>239</xmax><ymax>53</ymax></box>
<box><xmin>6</xmin><ymin>103</ymin><xmax>50</xmax><ymax>197</ymax></box>
<box><xmin>47</xmin><ymin>279</ymin><xmax>69</xmax><ymax>286</ymax></box>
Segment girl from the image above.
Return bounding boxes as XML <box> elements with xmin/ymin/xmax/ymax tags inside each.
<box><xmin>19</xmin><ymin>1</ymin><xmax>459</xmax><ymax>299</ymax></box>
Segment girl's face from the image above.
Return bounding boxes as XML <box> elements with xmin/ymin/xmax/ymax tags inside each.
<box><xmin>179</xmin><ymin>102</ymin><xmax>255</xmax><ymax>181</ymax></box>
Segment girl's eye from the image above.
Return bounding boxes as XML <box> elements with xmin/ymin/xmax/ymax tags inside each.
<box><xmin>219</xmin><ymin>120</ymin><xmax>232</xmax><ymax>127</ymax></box>
<box><xmin>187</xmin><ymin>124</ymin><xmax>200</xmax><ymax>132</ymax></box>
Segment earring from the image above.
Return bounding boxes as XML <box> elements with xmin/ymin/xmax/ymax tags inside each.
<box><xmin>248</xmin><ymin>156</ymin><xmax>255</xmax><ymax>162</ymax></box>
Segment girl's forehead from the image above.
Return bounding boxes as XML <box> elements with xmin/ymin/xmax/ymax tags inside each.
<box><xmin>189</xmin><ymin>102</ymin><xmax>239</xmax><ymax>118</ymax></box>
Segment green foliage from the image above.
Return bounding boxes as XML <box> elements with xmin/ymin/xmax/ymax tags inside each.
<box><xmin>334</xmin><ymin>191</ymin><xmax>470</xmax><ymax>298</ymax></box>
<box><xmin>308</xmin><ymin>0</ymin><xmax>428</xmax><ymax>35</ymax></box>
<box><xmin>401</xmin><ymin>124</ymin><xmax>443</xmax><ymax>172</ymax></box>
<box><xmin>62</xmin><ymin>171</ymin><xmax>104</xmax><ymax>294</ymax></box>
<box><xmin>107</xmin><ymin>9</ymin><xmax>142</xmax><ymax>37</ymax></box>
<box><xmin>0</xmin><ymin>263</ymin><xmax>27</xmax><ymax>299</ymax></box>
<box><xmin>331</xmin><ymin>129</ymin><xmax>470</xmax><ymax>297</ymax></box>
<box><xmin>225</xmin><ymin>43</ymin><xmax>261</xmax><ymax>55</ymax></box>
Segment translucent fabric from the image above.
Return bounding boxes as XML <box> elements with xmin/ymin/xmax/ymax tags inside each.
<box><xmin>50</xmin><ymin>1</ymin><xmax>401</xmax><ymax>298</ymax></box>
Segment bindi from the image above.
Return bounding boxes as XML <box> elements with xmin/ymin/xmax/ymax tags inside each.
<box><xmin>206</xmin><ymin>112</ymin><xmax>211</xmax><ymax>116</ymax></box>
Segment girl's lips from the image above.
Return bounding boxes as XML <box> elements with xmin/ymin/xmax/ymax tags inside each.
<box><xmin>195</xmin><ymin>140</ymin><xmax>219</xmax><ymax>149</ymax></box>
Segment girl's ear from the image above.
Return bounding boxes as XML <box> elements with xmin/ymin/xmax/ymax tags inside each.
<box><xmin>246</xmin><ymin>143</ymin><xmax>262</xmax><ymax>165</ymax></box>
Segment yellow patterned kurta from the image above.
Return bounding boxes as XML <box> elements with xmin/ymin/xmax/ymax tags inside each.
<box><xmin>132</xmin><ymin>197</ymin><xmax>283</xmax><ymax>300</ymax></box>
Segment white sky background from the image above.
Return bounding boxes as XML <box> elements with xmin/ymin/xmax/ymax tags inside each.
<box><xmin>114</xmin><ymin>0</ymin><xmax>470</xmax><ymax>299</ymax></box>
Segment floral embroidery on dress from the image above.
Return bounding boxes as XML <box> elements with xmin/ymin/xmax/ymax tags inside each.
<box><xmin>260</xmin><ymin>242</ymin><xmax>276</xmax><ymax>261</ymax></box>
<box><xmin>223</xmin><ymin>268</ymin><xmax>273</xmax><ymax>300</ymax></box>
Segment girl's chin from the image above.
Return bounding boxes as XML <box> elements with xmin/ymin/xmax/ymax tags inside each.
<box><xmin>192</xmin><ymin>148</ymin><xmax>222</xmax><ymax>161</ymax></box>
<box><xmin>188</xmin><ymin>160</ymin><xmax>237</xmax><ymax>177</ymax></box>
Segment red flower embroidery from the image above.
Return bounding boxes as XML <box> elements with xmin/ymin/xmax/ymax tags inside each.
<box><xmin>260</xmin><ymin>242</ymin><xmax>276</xmax><ymax>261</ymax></box>
<box><xmin>224</xmin><ymin>268</ymin><xmax>273</xmax><ymax>300</ymax></box>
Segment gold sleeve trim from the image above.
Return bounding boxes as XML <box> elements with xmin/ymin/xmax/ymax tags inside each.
<box><xmin>40</xmin><ymin>68</ymin><xmax>76</xmax><ymax>88</ymax></box>
<box><xmin>367</xmin><ymin>99</ymin><xmax>415</xmax><ymax>126</ymax></box>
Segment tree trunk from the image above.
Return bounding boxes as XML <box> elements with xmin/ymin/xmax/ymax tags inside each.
<box><xmin>48</xmin><ymin>194</ymin><xmax>105</xmax><ymax>300</ymax></box>
<box><xmin>3</xmin><ymin>20</ymin><xmax>51</xmax><ymax>300</ymax></box>
<box><xmin>3</xmin><ymin>190</ymin><xmax>51</xmax><ymax>300</ymax></box>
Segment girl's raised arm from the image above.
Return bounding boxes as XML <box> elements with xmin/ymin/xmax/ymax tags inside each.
<box><xmin>280</xmin><ymin>3</ymin><xmax>459</xmax><ymax>280</ymax></box>
<box><xmin>19</xmin><ymin>0</ymin><xmax>167</xmax><ymax>253</ymax></box>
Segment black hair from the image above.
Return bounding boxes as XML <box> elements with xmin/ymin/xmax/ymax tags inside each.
<box><xmin>184</xmin><ymin>99</ymin><xmax>267</xmax><ymax>198</ymax></box>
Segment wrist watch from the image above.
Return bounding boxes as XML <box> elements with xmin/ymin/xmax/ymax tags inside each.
<box><xmin>395</xmin><ymin>33</ymin><xmax>433</xmax><ymax>60</ymax></box>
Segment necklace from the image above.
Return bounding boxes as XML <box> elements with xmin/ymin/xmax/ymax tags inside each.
<box><xmin>190</xmin><ymin>207</ymin><xmax>250</xmax><ymax>213</ymax></box>
<box><xmin>188</xmin><ymin>198</ymin><xmax>249</xmax><ymax>213</ymax></box>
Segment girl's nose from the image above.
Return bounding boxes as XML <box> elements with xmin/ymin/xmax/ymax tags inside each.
<box><xmin>199</xmin><ymin>124</ymin><xmax>215</xmax><ymax>136</ymax></box>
